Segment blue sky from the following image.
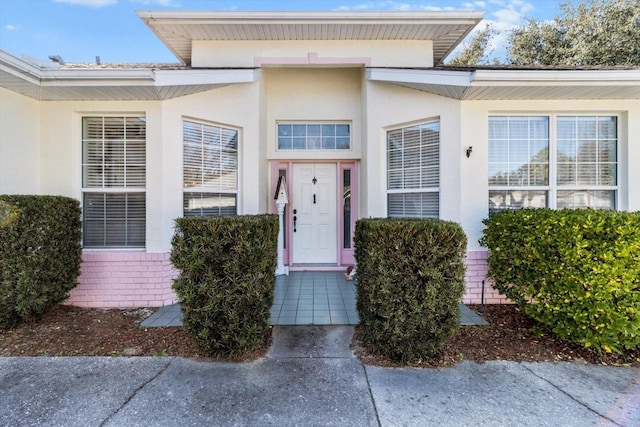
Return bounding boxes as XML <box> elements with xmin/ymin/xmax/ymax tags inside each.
<box><xmin>0</xmin><ymin>0</ymin><xmax>563</xmax><ymax>64</ymax></box>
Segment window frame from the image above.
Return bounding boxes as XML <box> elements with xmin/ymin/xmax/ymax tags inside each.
<box><xmin>488</xmin><ymin>113</ymin><xmax>619</xmax><ymax>212</ymax></box>
<box><xmin>276</xmin><ymin>122</ymin><xmax>352</xmax><ymax>151</ymax></box>
<box><xmin>386</xmin><ymin>119</ymin><xmax>441</xmax><ymax>219</ymax></box>
<box><xmin>182</xmin><ymin>118</ymin><xmax>240</xmax><ymax>217</ymax></box>
<box><xmin>81</xmin><ymin>115</ymin><xmax>146</xmax><ymax>249</ymax></box>
<box><xmin>488</xmin><ymin>115</ymin><xmax>550</xmax><ymax>212</ymax></box>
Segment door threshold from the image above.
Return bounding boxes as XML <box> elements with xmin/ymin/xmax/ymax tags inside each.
<box><xmin>289</xmin><ymin>264</ymin><xmax>345</xmax><ymax>271</ymax></box>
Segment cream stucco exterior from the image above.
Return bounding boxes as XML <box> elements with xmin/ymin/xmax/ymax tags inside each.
<box><xmin>0</xmin><ymin>87</ymin><xmax>41</xmax><ymax>193</ymax></box>
<box><xmin>1</xmin><ymin>10</ymin><xmax>639</xmax><ymax>307</ymax></box>
<box><xmin>192</xmin><ymin>40</ymin><xmax>433</xmax><ymax>68</ymax></box>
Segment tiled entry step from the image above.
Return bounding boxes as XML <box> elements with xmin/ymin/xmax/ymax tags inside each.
<box><xmin>141</xmin><ymin>271</ymin><xmax>487</xmax><ymax>327</ymax></box>
<box><xmin>271</xmin><ymin>271</ymin><xmax>359</xmax><ymax>325</ymax></box>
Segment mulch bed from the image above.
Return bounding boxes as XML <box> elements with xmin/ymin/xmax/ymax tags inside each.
<box><xmin>1</xmin><ymin>304</ymin><xmax>638</xmax><ymax>368</ymax></box>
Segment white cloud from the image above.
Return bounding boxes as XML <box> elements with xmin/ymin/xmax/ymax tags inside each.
<box><xmin>480</xmin><ymin>0</ymin><xmax>535</xmax><ymax>61</ymax></box>
<box><xmin>492</xmin><ymin>1</ymin><xmax>533</xmax><ymax>26</ymax></box>
<box><xmin>462</xmin><ymin>1</ymin><xmax>487</xmax><ymax>9</ymax></box>
<box><xmin>5</xmin><ymin>24</ymin><xmax>18</xmax><ymax>31</ymax></box>
<box><xmin>129</xmin><ymin>0</ymin><xmax>181</xmax><ymax>6</ymax></box>
<box><xmin>52</xmin><ymin>0</ymin><xmax>118</xmax><ymax>7</ymax></box>
<box><xmin>336</xmin><ymin>2</ymin><xmax>455</xmax><ymax>11</ymax></box>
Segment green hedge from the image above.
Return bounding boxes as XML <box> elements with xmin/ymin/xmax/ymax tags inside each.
<box><xmin>0</xmin><ymin>195</ymin><xmax>82</xmax><ymax>328</ymax></box>
<box><xmin>170</xmin><ymin>215</ymin><xmax>278</xmax><ymax>357</ymax></box>
<box><xmin>480</xmin><ymin>209</ymin><xmax>640</xmax><ymax>353</ymax></box>
<box><xmin>354</xmin><ymin>218</ymin><xmax>467</xmax><ymax>363</ymax></box>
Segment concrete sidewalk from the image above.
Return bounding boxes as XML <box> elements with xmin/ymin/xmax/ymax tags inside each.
<box><xmin>1</xmin><ymin>326</ymin><xmax>638</xmax><ymax>427</ymax></box>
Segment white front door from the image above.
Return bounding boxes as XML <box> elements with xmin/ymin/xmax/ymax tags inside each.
<box><xmin>292</xmin><ymin>163</ymin><xmax>337</xmax><ymax>264</ymax></box>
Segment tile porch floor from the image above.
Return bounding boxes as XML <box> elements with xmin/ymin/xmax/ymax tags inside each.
<box><xmin>141</xmin><ymin>271</ymin><xmax>487</xmax><ymax>327</ymax></box>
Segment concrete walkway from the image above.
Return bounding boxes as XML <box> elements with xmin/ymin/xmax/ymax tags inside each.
<box><xmin>1</xmin><ymin>326</ymin><xmax>638</xmax><ymax>427</ymax></box>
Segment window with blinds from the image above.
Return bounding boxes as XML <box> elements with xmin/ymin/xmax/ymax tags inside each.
<box><xmin>183</xmin><ymin>120</ymin><xmax>238</xmax><ymax>216</ymax></box>
<box><xmin>82</xmin><ymin>116</ymin><xmax>146</xmax><ymax>248</ymax></box>
<box><xmin>488</xmin><ymin>116</ymin><xmax>549</xmax><ymax>212</ymax></box>
<box><xmin>489</xmin><ymin>115</ymin><xmax>617</xmax><ymax>212</ymax></box>
<box><xmin>556</xmin><ymin>116</ymin><xmax>617</xmax><ymax>209</ymax></box>
<box><xmin>387</xmin><ymin>120</ymin><xmax>440</xmax><ymax>218</ymax></box>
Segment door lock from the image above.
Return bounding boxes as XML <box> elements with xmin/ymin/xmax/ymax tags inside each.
<box><xmin>293</xmin><ymin>209</ymin><xmax>297</xmax><ymax>232</ymax></box>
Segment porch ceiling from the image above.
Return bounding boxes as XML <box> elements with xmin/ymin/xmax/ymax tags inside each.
<box><xmin>136</xmin><ymin>11</ymin><xmax>484</xmax><ymax>66</ymax></box>
<box><xmin>0</xmin><ymin>51</ymin><xmax>257</xmax><ymax>101</ymax></box>
<box><xmin>367</xmin><ymin>68</ymin><xmax>640</xmax><ymax>100</ymax></box>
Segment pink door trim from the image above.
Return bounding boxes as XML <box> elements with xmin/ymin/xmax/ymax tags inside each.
<box><xmin>271</xmin><ymin>160</ymin><xmax>357</xmax><ymax>267</ymax></box>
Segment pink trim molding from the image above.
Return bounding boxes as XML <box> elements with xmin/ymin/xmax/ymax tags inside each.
<box><xmin>271</xmin><ymin>160</ymin><xmax>358</xmax><ymax>268</ymax></box>
<box><xmin>66</xmin><ymin>251</ymin><xmax>177</xmax><ymax>308</ymax></box>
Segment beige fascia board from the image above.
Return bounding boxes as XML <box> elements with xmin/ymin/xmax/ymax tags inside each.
<box><xmin>471</xmin><ymin>69</ymin><xmax>640</xmax><ymax>86</ymax></box>
<box><xmin>153</xmin><ymin>69</ymin><xmax>257</xmax><ymax>86</ymax></box>
<box><xmin>367</xmin><ymin>68</ymin><xmax>473</xmax><ymax>87</ymax></box>
<box><xmin>36</xmin><ymin>69</ymin><xmax>155</xmax><ymax>91</ymax></box>
<box><xmin>136</xmin><ymin>10</ymin><xmax>485</xmax><ymax>25</ymax></box>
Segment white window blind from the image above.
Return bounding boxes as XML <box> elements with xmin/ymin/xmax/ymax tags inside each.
<box><xmin>387</xmin><ymin>121</ymin><xmax>440</xmax><ymax>218</ymax></box>
<box><xmin>82</xmin><ymin>116</ymin><xmax>146</xmax><ymax>248</ymax></box>
<box><xmin>556</xmin><ymin>116</ymin><xmax>617</xmax><ymax>209</ymax></box>
<box><xmin>83</xmin><ymin>193</ymin><xmax>145</xmax><ymax>247</ymax></box>
<box><xmin>488</xmin><ymin>116</ymin><xmax>549</xmax><ymax>212</ymax></box>
<box><xmin>488</xmin><ymin>115</ymin><xmax>617</xmax><ymax>212</ymax></box>
<box><xmin>183</xmin><ymin>120</ymin><xmax>238</xmax><ymax>216</ymax></box>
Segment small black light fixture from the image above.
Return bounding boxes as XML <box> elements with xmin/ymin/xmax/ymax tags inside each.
<box><xmin>466</xmin><ymin>146</ymin><xmax>473</xmax><ymax>158</ymax></box>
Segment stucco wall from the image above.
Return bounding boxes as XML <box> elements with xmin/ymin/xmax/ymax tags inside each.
<box><xmin>192</xmin><ymin>40</ymin><xmax>433</xmax><ymax>68</ymax></box>
<box><xmin>264</xmin><ymin>67</ymin><xmax>363</xmax><ymax>162</ymax></box>
<box><xmin>0</xmin><ymin>87</ymin><xmax>41</xmax><ymax>194</ymax></box>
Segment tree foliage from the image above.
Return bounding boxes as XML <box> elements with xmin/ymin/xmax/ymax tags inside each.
<box><xmin>448</xmin><ymin>24</ymin><xmax>497</xmax><ymax>66</ymax></box>
<box><xmin>507</xmin><ymin>0</ymin><xmax>640</xmax><ymax>66</ymax></box>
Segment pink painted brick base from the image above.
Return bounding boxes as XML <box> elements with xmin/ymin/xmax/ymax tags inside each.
<box><xmin>66</xmin><ymin>249</ymin><xmax>505</xmax><ymax>308</ymax></box>
<box><xmin>463</xmin><ymin>250</ymin><xmax>510</xmax><ymax>304</ymax></box>
<box><xmin>66</xmin><ymin>251</ymin><xmax>178</xmax><ymax>308</ymax></box>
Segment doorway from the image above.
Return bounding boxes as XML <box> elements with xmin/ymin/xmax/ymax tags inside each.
<box><xmin>291</xmin><ymin>163</ymin><xmax>337</xmax><ymax>264</ymax></box>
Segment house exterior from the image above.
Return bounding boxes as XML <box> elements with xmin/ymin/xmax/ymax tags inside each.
<box><xmin>1</xmin><ymin>11</ymin><xmax>639</xmax><ymax>308</ymax></box>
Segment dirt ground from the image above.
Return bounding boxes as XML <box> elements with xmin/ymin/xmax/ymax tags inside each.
<box><xmin>1</xmin><ymin>304</ymin><xmax>638</xmax><ymax>367</ymax></box>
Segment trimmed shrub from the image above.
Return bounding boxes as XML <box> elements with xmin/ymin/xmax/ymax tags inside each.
<box><xmin>355</xmin><ymin>218</ymin><xmax>467</xmax><ymax>363</ymax></box>
<box><xmin>0</xmin><ymin>195</ymin><xmax>82</xmax><ymax>328</ymax></box>
<box><xmin>480</xmin><ymin>209</ymin><xmax>640</xmax><ymax>353</ymax></box>
<box><xmin>170</xmin><ymin>215</ymin><xmax>278</xmax><ymax>357</ymax></box>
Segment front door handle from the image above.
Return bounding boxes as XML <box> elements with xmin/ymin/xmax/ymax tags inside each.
<box><xmin>313</xmin><ymin>194</ymin><xmax>316</xmax><ymax>204</ymax></box>
<box><xmin>293</xmin><ymin>214</ymin><xmax>297</xmax><ymax>232</ymax></box>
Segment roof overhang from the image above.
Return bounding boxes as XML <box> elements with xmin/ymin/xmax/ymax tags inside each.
<box><xmin>0</xmin><ymin>50</ymin><xmax>257</xmax><ymax>101</ymax></box>
<box><xmin>137</xmin><ymin>10</ymin><xmax>484</xmax><ymax>66</ymax></box>
<box><xmin>367</xmin><ymin>68</ymin><xmax>640</xmax><ymax>100</ymax></box>
<box><xmin>4</xmin><ymin>50</ymin><xmax>638</xmax><ymax>102</ymax></box>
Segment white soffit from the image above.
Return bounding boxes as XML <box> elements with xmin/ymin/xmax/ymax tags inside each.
<box><xmin>367</xmin><ymin>68</ymin><xmax>640</xmax><ymax>100</ymax></box>
<box><xmin>137</xmin><ymin>10</ymin><xmax>485</xmax><ymax>66</ymax></box>
<box><xmin>0</xmin><ymin>51</ymin><xmax>257</xmax><ymax>101</ymax></box>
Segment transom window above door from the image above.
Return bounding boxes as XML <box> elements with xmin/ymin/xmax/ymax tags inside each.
<box><xmin>278</xmin><ymin>123</ymin><xmax>350</xmax><ymax>150</ymax></box>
